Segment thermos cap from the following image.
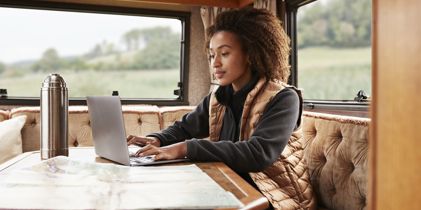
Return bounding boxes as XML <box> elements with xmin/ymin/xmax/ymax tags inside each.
<box><xmin>42</xmin><ymin>73</ymin><xmax>67</xmax><ymax>88</ymax></box>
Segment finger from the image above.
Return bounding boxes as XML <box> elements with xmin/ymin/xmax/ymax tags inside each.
<box><xmin>127</xmin><ymin>137</ymin><xmax>139</xmax><ymax>146</ymax></box>
<box><xmin>145</xmin><ymin>140</ymin><xmax>154</xmax><ymax>145</ymax></box>
<box><xmin>136</xmin><ymin>144</ymin><xmax>156</xmax><ymax>156</ymax></box>
<box><xmin>127</xmin><ymin>135</ymin><xmax>137</xmax><ymax>142</ymax></box>
<box><xmin>129</xmin><ymin>137</ymin><xmax>148</xmax><ymax>146</ymax></box>
<box><xmin>140</xmin><ymin>147</ymin><xmax>160</xmax><ymax>157</ymax></box>
<box><xmin>127</xmin><ymin>136</ymin><xmax>135</xmax><ymax>145</ymax></box>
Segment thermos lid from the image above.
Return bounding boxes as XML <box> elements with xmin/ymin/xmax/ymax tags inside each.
<box><xmin>42</xmin><ymin>73</ymin><xmax>67</xmax><ymax>88</ymax></box>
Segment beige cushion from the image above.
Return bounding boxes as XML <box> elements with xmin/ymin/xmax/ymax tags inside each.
<box><xmin>302</xmin><ymin>112</ymin><xmax>369</xmax><ymax>210</ymax></box>
<box><xmin>0</xmin><ymin>115</ymin><xmax>26</xmax><ymax>164</ymax></box>
<box><xmin>159</xmin><ymin>106</ymin><xmax>195</xmax><ymax>129</ymax></box>
<box><xmin>9</xmin><ymin>107</ymin><xmax>40</xmax><ymax>152</ymax></box>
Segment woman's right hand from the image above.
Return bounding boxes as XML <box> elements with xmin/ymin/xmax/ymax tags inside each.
<box><xmin>126</xmin><ymin>135</ymin><xmax>161</xmax><ymax>147</ymax></box>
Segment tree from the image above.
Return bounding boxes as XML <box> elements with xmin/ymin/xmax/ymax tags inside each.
<box><xmin>85</xmin><ymin>40</ymin><xmax>117</xmax><ymax>59</ymax></box>
<box><xmin>32</xmin><ymin>48</ymin><xmax>62</xmax><ymax>72</ymax></box>
<box><xmin>122</xmin><ymin>29</ymin><xmax>141</xmax><ymax>51</ymax></box>
<box><xmin>64</xmin><ymin>58</ymin><xmax>88</xmax><ymax>71</ymax></box>
<box><xmin>132</xmin><ymin>27</ymin><xmax>181</xmax><ymax>69</ymax></box>
<box><xmin>297</xmin><ymin>0</ymin><xmax>371</xmax><ymax>48</ymax></box>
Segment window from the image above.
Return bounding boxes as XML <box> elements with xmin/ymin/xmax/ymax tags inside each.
<box><xmin>296</xmin><ymin>0</ymin><xmax>371</xmax><ymax>101</ymax></box>
<box><xmin>0</xmin><ymin>3</ymin><xmax>189</xmax><ymax>105</ymax></box>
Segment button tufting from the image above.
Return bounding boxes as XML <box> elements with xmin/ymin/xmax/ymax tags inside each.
<box><xmin>335</xmin><ymin>129</ymin><xmax>343</xmax><ymax>139</ymax></box>
<box><xmin>330</xmin><ymin>187</ymin><xmax>336</xmax><ymax>195</ymax></box>
<box><xmin>311</xmin><ymin>127</ymin><xmax>317</xmax><ymax>136</ymax></box>
<box><xmin>320</xmin><ymin>155</ymin><xmax>327</xmax><ymax>165</ymax></box>
<box><xmin>73</xmin><ymin>140</ymin><xmax>79</xmax><ymax>147</ymax></box>
<box><xmin>138</xmin><ymin>118</ymin><xmax>142</xmax><ymax>124</ymax></box>
<box><xmin>361</xmin><ymin>196</ymin><xmax>366</xmax><ymax>206</ymax></box>
<box><xmin>349</xmin><ymin>161</ymin><xmax>355</xmax><ymax>171</ymax></box>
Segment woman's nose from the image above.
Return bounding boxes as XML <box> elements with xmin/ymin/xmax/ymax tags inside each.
<box><xmin>212</xmin><ymin>56</ymin><xmax>221</xmax><ymax>67</ymax></box>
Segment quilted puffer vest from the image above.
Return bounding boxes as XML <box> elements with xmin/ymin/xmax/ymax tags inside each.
<box><xmin>209</xmin><ymin>77</ymin><xmax>316</xmax><ymax>210</ymax></box>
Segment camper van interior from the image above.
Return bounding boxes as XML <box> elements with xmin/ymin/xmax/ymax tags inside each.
<box><xmin>0</xmin><ymin>0</ymin><xmax>420</xmax><ymax>209</ymax></box>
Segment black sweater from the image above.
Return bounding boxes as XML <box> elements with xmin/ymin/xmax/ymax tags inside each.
<box><xmin>149</xmin><ymin>78</ymin><xmax>300</xmax><ymax>184</ymax></box>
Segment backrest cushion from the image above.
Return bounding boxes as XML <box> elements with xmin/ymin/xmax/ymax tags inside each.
<box><xmin>159</xmin><ymin>106</ymin><xmax>195</xmax><ymax>129</ymax></box>
<box><xmin>301</xmin><ymin>111</ymin><xmax>369</xmax><ymax>210</ymax></box>
<box><xmin>10</xmin><ymin>106</ymin><xmax>161</xmax><ymax>152</ymax></box>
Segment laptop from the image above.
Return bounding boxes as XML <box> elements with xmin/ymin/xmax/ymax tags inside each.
<box><xmin>87</xmin><ymin>96</ymin><xmax>189</xmax><ymax>166</ymax></box>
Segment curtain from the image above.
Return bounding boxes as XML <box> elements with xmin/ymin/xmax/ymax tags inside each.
<box><xmin>200</xmin><ymin>0</ymin><xmax>278</xmax><ymax>32</ymax></box>
<box><xmin>253</xmin><ymin>0</ymin><xmax>277</xmax><ymax>16</ymax></box>
<box><xmin>200</xmin><ymin>7</ymin><xmax>231</xmax><ymax>35</ymax></box>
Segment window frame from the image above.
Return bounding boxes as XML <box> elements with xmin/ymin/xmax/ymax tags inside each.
<box><xmin>0</xmin><ymin>0</ymin><xmax>190</xmax><ymax>106</ymax></box>
<box><xmin>285</xmin><ymin>0</ymin><xmax>370</xmax><ymax>116</ymax></box>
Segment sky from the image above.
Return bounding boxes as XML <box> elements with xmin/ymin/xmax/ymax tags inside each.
<box><xmin>0</xmin><ymin>7</ymin><xmax>181</xmax><ymax>64</ymax></box>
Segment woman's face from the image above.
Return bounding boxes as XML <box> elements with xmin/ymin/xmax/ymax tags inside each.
<box><xmin>209</xmin><ymin>31</ymin><xmax>251</xmax><ymax>92</ymax></box>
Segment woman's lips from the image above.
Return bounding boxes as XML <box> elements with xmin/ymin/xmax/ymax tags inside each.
<box><xmin>214</xmin><ymin>70</ymin><xmax>225</xmax><ymax>79</ymax></box>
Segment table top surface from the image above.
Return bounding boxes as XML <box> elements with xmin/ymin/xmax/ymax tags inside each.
<box><xmin>0</xmin><ymin>147</ymin><xmax>268</xmax><ymax>210</ymax></box>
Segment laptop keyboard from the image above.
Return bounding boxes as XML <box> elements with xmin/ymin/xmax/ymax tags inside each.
<box><xmin>128</xmin><ymin>145</ymin><xmax>142</xmax><ymax>156</ymax></box>
<box><xmin>128</xmin><ymin>145</ymin><xmax>155</xmax><ymax>164</ymax></box>
<box><xmin>130</xmin><ymin>155</ymin><xmax>155</xmax><ymax>164</ymax></box>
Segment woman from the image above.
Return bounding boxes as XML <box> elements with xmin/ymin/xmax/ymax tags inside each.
<box><xmin>128</xmin><ymin>8</ymin><xmax>312</xmax><ymax>209</ymax></box>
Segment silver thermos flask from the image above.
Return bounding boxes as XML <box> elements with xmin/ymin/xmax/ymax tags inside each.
<box><xmin>40</xmin><ymin>73</ymin><xmax>69</xmax><ymax>160</ymax></box>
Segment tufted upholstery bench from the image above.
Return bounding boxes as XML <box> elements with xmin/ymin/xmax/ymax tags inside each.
<box><xmin>8</xmin><ymin>105</ymin><xmax>195</xmax><ymax>152</ymax></box>
<box><xmin>301</xmin><ymin>111</ymin><xmax>369</xmax><ymax>210</ymax></box>
<box><xmin>1</xmin><ymin>106</ymin><xmax>369</xmax><ymax>210</ymax></box>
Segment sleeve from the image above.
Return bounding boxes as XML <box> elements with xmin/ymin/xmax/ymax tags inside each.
<box><xmin>185</xmin><ymin>88</ymin><xmax>300</xmax><ymax>173</ymax></box>
<box><xmin>147</xmin><ymin>94</ymin><xmax>211</xmax><ymax>146</ymax></box>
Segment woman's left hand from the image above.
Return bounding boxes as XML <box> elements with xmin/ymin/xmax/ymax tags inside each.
<box><xmin>135</xmin><ymin>142</ymin><xmax>187</xmax><ymax>160</ymax></box>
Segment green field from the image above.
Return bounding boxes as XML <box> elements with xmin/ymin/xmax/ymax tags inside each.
<box><xmin>298</xmin><ymin>47</ymin><xmax>371</xmax><ymax>100</ymax></box>
<box><xmin>0</xmin><ymin>69</ymin><xmax>180</xmax><ymax>98</ymax></box>
<box><xmin>1</xmin><ymin>47</ymin><xmax>371</xmax><ymax>100</ymax></box>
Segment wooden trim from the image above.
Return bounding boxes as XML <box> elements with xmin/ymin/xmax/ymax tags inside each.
<box><xmin>198</xmin><ymin>162</ymin><xmax>269</xmax><ymax>210</ymax></box>
<box><xmin>371</xmin><ymin>0</ymin><xmax>421</xmax><ymax>209</ymax></box>
<box><xmin>32</xmin><ymin>0</ymin><xmax>254</xmax><ymax>8</ymax></box>
<box><xmin>131</xmin><ymin>0</ymin><xmax>254</xmax><ymax>8</ymax></box>
<box><xmin>239</xmin><ymin>0</ymin><xmax>255</xmax><ymax>8</ymax></box>
<box><xmin>369</xmin><ymin>0</ymin><xmax>378</xmax><ymax>209</ymax></box>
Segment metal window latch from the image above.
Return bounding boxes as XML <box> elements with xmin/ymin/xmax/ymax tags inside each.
<box><xmin>112</xmin><ymin>91</ymin><xmax>119</xmax><ymax>96</ymax></box>
<box><xmin>0</xmin><ymin>89</ymin><xmax>7</xmax><ymax>98</ymax></box>
<box><xmin>354</xmin><ymin>90</ymin><xmax>369</xmax><ymax>102</ymax></box>
<box><xmin>173</xmin><ymin>82</ymin><xmax>183</xmax><ymax>97</ymax></box>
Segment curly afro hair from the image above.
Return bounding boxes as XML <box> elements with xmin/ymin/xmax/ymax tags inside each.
<box><xmin>206</xmin><ymin>8</ymin><xmax>291</xmax><ymax>83</ymax></box>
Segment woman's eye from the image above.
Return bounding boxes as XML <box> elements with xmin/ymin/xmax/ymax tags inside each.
<box><xmin>221</xmin><ymin>52</ymin><xmax>229</xmax><ymax>57</ymax></box>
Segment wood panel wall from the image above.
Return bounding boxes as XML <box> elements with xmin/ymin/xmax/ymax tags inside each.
<box><xmin>370</xmin><ymin>0</ymin><xmax>421</xmax><ymax>209</ymax></box>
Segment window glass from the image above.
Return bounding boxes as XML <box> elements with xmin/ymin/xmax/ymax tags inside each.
<box><xmin>0</xmin><ymin>7</ymin><xmax>182</xmax><ymax>99</ymax></box>
<box><xmin>297</xmin><ymin>0</ymin><xmax>371</xmax><ymax>100</ymax></box>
